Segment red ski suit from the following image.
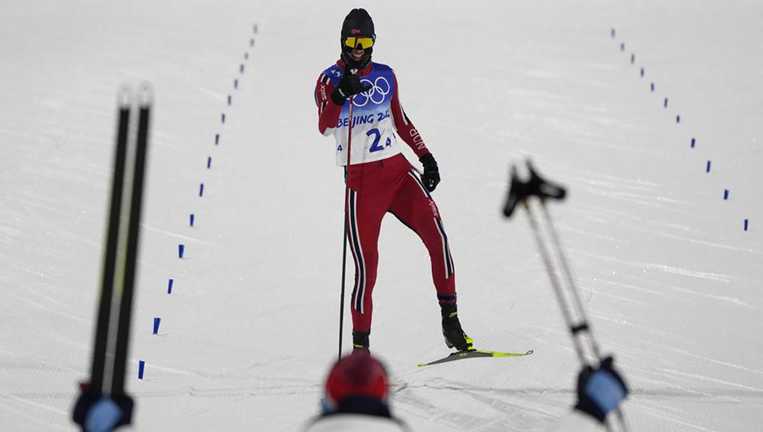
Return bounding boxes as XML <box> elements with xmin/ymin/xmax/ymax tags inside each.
<box><xmin>315</xmin><ymin>60</ymin><xmax>456</xmax><ymax>333</ymax></box>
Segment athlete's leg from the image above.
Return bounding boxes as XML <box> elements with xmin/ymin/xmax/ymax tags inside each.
<box><xmin>346</xmin><ymin>187</ymin><xmax>386</xmax><ymax>343</ymax></box>
<box><xmin>388</xmin><ymin>169</ymin><xmax>456</xmax><ymax>304</ymax></box>
<box><xmin>388</xmin><ymin>169</ymin><xmax>472</xmax><ymax>350</ymax></box>
<box><xmin>346</xmin><ymin>156</ymin><xmax>420</xmax><ymax>349</ymax></box>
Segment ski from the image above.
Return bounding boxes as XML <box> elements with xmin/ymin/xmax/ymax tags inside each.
<box><xmin>417</xmin><ymin>349</ymin><xmax>534</xmax><ymax>367</ymax></box>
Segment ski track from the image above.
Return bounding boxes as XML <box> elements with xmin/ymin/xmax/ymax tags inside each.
<box><xmin>0</xmin><ymin>394</ymin><xmax>69</xmax><ymax>418</ymax></box>
<box><xmin>583</xmin><ymin>285</ymin><xmax>649</xmax><ymax>306</ymax></box>
<box><xmin>663</xmin><ymin>284</ymin><xmax>755</xmax><ymax>310</ymax></box>
<box><xmin>7</xmin><ymin>292</ymin><xmax>89</xmax><ymax>324</ymax></box>
<box><xmin>570</xmin><ymin>249</ymin><xmax>734</xmax><ymax>283</ymax></box>
<box><xmin>637</xmin><ymin>401</ymin><xmax>721</xmax><ymax>432</ymax></box>
<box><xmin>396</xmin><ymin>390</ymin><xmax>555</xmax><ymax>432</ymax></box>
<box><xmin>657</xmin><ymin>231</ymin><xmax>762</xmax><ymax>256</ymax></box>
<box><xmin>659</xmin><ymin>368</ymin><xmax>763</xmax><ymax>393</ymax></box>
<box><xmin>141</xmin><ymin>223</ymin><xmax>215</xmax><ymax>245</ymax></box>
<box><xmin>0</xmin><ymin>398</ymin><xmax>70</xmax><ymax>431</ymax></box>
<box><xmin>663</xmin><ymin>346</ymin><xmax>763</xmax><ymax>378</ymax></box>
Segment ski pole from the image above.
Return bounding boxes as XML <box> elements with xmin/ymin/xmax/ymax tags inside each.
<box><xmin>506</xmin><ymin>162</ymin><xmax>597</xmax><ymax>365</ymax></box>
<box><xmin>537</xmin><ymin>201</ymin><xmax>603</xmax><ymax>361</ymax></box>
<box><xmin>535</xmin><ymin>201</ymin><xmax>629</xmax><ymax>432</ymax></box>
<box><xmin>504</xmin><ymin>161</ymin><xmax>630</xmax><ymax>431</ymax></box>
<box><xmin>339</xmin><ymin>186</ymin><xmax>348</xmax><ymax>360</ymax></box>
<box><xmin>73</xmin><ymin>85</ymin><xmax>151</xmax><ymax>431</ymax></box>
<box><xmin>523</xmin><ymin>200</ymin><xmax>590</xmax><ymax>365</ymax></box>
<box><xmin>111</xmin><ymin>86</ymin><xmax>152</xmax><ymax>396</ymax></box>
<box><xmin>338</xmin><ymin>72</ymin><xmax>356</xmax><ymax>360</ymax></box>
<box><xmin>89</xmin><ymin>89</ymin><xmax>131</xmax><ymax>394</ymax></box>
<box><xmin>537</xmin><ymin>199</ymin><xmax>632</xmax><ymax>432</ymax></box>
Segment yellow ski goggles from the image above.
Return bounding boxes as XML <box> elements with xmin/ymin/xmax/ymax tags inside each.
<box><xmin>344</xmin><ymin>36</ymin><xmax>375</xmax><ymax>49</ymax></box>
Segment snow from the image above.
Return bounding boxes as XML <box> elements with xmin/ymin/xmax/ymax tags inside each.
<box><xmin>2</xmin><ymin>0</ymin><xmax>762</xmax><ymax>430</ymax></box>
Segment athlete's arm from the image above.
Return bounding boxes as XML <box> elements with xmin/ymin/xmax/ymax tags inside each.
<box><xmin>315</xmin><ymin>72</ymin><xmax>342</xmax><ymax>136</ymax></box>
<box><xmin>390</xmin><ymin>72</ymin><xmax>430</xmax><ymax>158</ymax></box>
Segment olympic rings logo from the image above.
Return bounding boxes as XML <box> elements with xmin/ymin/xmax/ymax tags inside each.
<box><xmin>352</xmin><ymin>76</ymin><xmax>391</xmax><ymax>107</ymax></box>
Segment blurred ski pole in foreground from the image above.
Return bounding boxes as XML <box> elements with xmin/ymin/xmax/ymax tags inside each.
<box><xmin>72</xmin><ymin>85</ymin><xmax>153</xmax><ymax>432</ymax></box>
<box><xmin>503</xmin><ymin>160</ymin><xmax>631</xmax><ymax>432</ymax></box>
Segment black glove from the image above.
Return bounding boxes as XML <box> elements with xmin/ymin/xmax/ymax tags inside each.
<box><xmin>419</xmin><ymin>153</ymin><xmax>440</xmax><ymax>192</ymax></box>
<box><xmin>331</xmin><ymin>71</ymin><xmax>372</xmax><ymax>105</ymax></box>
<box><xmin>574</xmin><ymin>356</ymin><xmax>629</xmax><ymax>424</ymax></box>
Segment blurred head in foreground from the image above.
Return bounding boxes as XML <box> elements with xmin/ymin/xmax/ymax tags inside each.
<box><xmin>305</xmin><ymin>351</ymin><xmax>408</xmax><ymax>431</ymax></box>
<box><xmin>322</xmin><ymin>350</ymin><xmax>390</xmax><ymax>417</ymax></box>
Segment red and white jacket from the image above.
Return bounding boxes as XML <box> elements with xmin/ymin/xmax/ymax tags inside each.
<box><xmin>315</xmin><ymin>60</ymin><xmax>430</xmax><ymax>166</ymax></box>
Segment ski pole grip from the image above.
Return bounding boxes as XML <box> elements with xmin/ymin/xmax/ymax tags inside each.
<box><xmin>526</xmin><ymin>161</ymin><xmax>567</xmax><ymax>201</ymax></box>
<box><xmin>502</xmin><ymin>161</ymin><xmax>568</xmax><ymax>219</ymax></box>
<box><xmin>502</xmin><ymin>166</ymin><xmax>524</xmax><ymax>218</ymax></box>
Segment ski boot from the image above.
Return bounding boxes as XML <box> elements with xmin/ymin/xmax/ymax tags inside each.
<box><xmin>441</xmin><ymin>304</ymin><xmax>474</xmax><ymax>352</ymax></box>
<box><xmin>352</xmin><ymin>330</ymin><xmax>369</xmax><ymax>351</ymax></box>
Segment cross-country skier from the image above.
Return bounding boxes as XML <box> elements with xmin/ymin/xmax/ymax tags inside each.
<box><xmin>314</xmin><ymin>8</ymin><xmax>471</xmax><ymax>352</ymax></box>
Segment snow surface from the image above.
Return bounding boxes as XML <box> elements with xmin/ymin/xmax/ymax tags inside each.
<box><xmin>2</xmin><ymin>0</ymin><xmax>762</xmax><ymax>430</ymax></box>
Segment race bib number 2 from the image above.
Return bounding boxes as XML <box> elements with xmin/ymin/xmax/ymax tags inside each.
<box><xmin>366</xmin><ymin>128</ymin><xmax>392</xmax><ymax>153</ymax></box>
<box><xmin>367</xmin><ymin>128</ymin><xmax>383</xmax><ymax>152</ymax></box>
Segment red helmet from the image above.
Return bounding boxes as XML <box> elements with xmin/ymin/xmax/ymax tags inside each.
<box><xmin>325</xmin><ymin>351</ymin><xmax>389</xmax><ymax>406</ymax></box>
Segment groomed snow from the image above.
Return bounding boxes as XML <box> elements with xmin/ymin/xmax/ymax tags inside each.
<box><xmin>1</xmin><ymin>1</ymin><xmax>761</xmax><ymax>430</ymax></box>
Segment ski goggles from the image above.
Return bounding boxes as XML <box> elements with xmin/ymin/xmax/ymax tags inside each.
<box><xmin>344</xmin><ymin>36</ymin><xmax>375</xmax><ymax>49</ymax></box>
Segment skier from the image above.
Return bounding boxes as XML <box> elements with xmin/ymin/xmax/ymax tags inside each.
<box><xmin>314</xmin><ymin>8</ymin><xmax>471</xmax><ymax>352</ymax></box>
<box><xmin>304</xmin><ymin>351</ymin><xmax>409</xmax><ymax>431</ymax></box>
